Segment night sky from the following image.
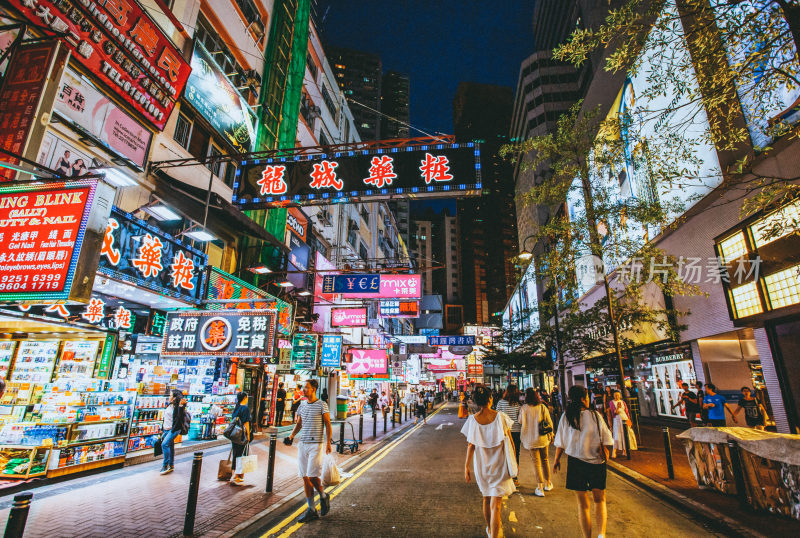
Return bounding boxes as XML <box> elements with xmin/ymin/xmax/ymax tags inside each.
<box><xmin>317</xmin><ymin>0</ymin><xmax>535</xmax><ymax>136</ymax></box>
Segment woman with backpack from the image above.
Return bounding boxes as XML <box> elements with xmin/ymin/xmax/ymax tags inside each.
<box><xmin>161</xmin><ymin>390</ymin><xmax>188</xmax><ymax>475</ymax></box>
<box><xmin>229</xmin><ymin>391</ymin><xmax>252</xmax><ymax>484</ymax></box>
<box><xmin>553</xmin><ymin>385</ymin><xmax>614</xmax><ymax>538</ymax></box>
<box><xmin>519</xmin><ymin>388</ymin><xmax>554</xmax><ymax>497</ymax></box>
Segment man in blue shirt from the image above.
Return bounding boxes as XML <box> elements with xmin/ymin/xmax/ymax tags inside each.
<box><xmin>703</xmin><ymin>383</ymin><xmax>737</xmax><ymax>427</ymax></box>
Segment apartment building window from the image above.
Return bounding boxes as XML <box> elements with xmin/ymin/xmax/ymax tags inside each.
<box><xmin>207</xmin><ymin>144</ymin><xmax>223</xmax><ymax>178</ymax></box>
<box><xmin>348</xmin><ymin>227</ymin><xmax>358</xmax><ymax>247</ymax></box>
<box><xmin>307</xmin><ymin>53</ymin><xmax>318</xmax><ymax>82</ymax></box>
<box><xmin>360</xmin><ymin>205</ymin><xmax>369</xmax><ymax>224</ymax></box>
<box><xmin>359</xmin><ymin>242</ymin><xmax>368</xmax><ymax>260</ymax></box>
<box><xmin>319</xmin><ymin>130</ymin><xmax>330</xmax><ymax>147</ymax></box>
<box><xmin>233</xmin><ymin>0</ymin><xmax>265</xmax><ymax>40</ymax></box>
<box><xmin>321</xmin><ymin>84</ymin><xmax>338</xmax><ymax>120</ymax></box>
<box><xmin>174</xmin><ymin>113</ymin><xmax>192</xmax><ymax>149</ymax></box>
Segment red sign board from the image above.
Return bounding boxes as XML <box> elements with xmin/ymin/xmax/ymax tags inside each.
<box><xmin>0</xmin><ymin>41</ymin><xmax>60</xmax><ymax>181</ymax></box>
<box><xmin>331</xmin><ymin>307</ymin><xmax>367</xmax><ymax>327</ymax></box>
<box><xmin>286</xmin><ymin>207</ymin><xmax>308</xmax><ymax>241</ymax></box>
<box><xmin>0</xmin><ymin>182</ymin><xmax>95</xmax><ymax>299</ymax></box>
<box><xmin>467</xmin><ymin>364</ymin><xmax>483</xmax><ymax>376</ymax></box>
<box><xmin>8</xmin><ymin>0</ymin><xmax>191</xmax><ymax>131</ymax></box>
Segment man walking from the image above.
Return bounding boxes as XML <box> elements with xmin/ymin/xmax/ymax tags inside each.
<box><xmin>703</xmin><ymin>383</ymin><xmax>737</xmax><ymax>427</ymax></box>
<box><xmin>275</xmin><ymin>382</ymin><xmax>287</xmax><ymax>426</ymax></box>
<box><xmin>368</xmin><ymin>389</ymin><xmax>379</xmax><ymax>416</ymax></box>
<box><xmin>673</xmin><ymin>382</ymin><xmax>701</xmax><ymax>427</ymax></box>
<box><xmin>288</xmin><ymin>379</ymin><xmax>333</xmax><ymax>522</ymax></box>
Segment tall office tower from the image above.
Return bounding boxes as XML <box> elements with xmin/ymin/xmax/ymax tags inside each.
<box><xmin>381</xmin><ymin>71</ymin><xmax>410</xmax><ymax>139</ymax></box>
<box><xmin>327</xmin><ymin>46</ymin><xmax>382</xmax><ymax>141</ymax></box>
<box><xmin>454</xmin><ymin>82</ymin><xmax>518</xmax><ymax>326</ymax></box>
<box><xmin>412</xmin><ymin>209</ymin><xmax>462</xmax><ymax>311</ymax></box>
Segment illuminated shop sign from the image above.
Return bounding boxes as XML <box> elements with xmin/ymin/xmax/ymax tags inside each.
<box><xmin>0</xmin><ymin>180</ymin><xmax>114</xmax><ymax>302</ymax></box>
<box><xmin>331</xmin><ymin>307</ymin><xmax>367</xmax><ymax>327</ymax></box>
<box><xmin>322</xmin><ymin>274</ymin><xmax>421</xmax><ymax>298</ymax></box>
<box><xmin>286</xmin><ymin>207</ymin><xmax>308</xmax><ymax>241</ymax></box>
<box><xmin>379</xmin><ymin>300</ymin><xmax>419</xmax><ymax>318</ymax></box>
<box><xmin>98</xmin><ymin>207</ymin><xmax>206</xmax><ymax>302</ymax></box>
<box><xmin>428</xmin><ymin>336</ymin><xmax>476</xmax><ymax>346</ymax></box>
<box><xmin>185</xmin><ymin>42</ymin><xmax>256</xmax><ymax>152</ymax></box>
<box><xmin>160</xmin><ymin>310</ymin><xmax>277</xmax><ymax>357</ymax></box>
<box><xmin>15</xmin><ymin>292</ymin><xmax>140</xmax><ymax>331</ymax></box>
<box><xmin>290</xmin><ymin>334</ymin><xmax>318</xmax><ymax>369</ymax></box>
<box><xmin>233</xmin><ymin>143</ymin><xmax>481</xmax><ymax>208</ymax></box>
<box><xmin>320</xmin><ymin>335</ymin><xmax>342</xmax><ymax>368</ymax></box>
<box><xmin>8</xmin><ymin>0</ymin><xmax>191</xmax><ymax>130</ymax></box>
<box><xmin>346</xmin><ymin>349</ymin><xmax>388</xmax><ymax>376</ymax></box>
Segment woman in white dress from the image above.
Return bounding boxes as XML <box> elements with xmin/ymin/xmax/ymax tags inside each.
<box><xmin>608</xmin><ymin>390</ymin><xmax>637</xmax><ymax>458</ymax></box>
<box><xmin>462</xmin><ymin>384</ymin><xmax>516</xmax><ymax>538</ymax></box>
<box><xmin>519</xmin><ymin>388</ymin><xmax>554</xmax><ymax>496</ymax></box>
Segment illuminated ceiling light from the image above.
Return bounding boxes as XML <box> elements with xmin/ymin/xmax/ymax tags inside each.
<box><xmin>184</xmin><ymin>229</ymin><xmax>217</xmax><ymax>242</ymax></box>
<box><xmin>144</xmin><ymin>204</ymin><xmax>182</xmax><ymax>221</ymax></box>
<box><xmin>101</xmin><ymin>168</ymin><xmax>138</xmax><ymax>187</ymax></box>
<box><xmin>297</xmin><ymin>290</ymin><xmax>312</xmax><ymax>296</ymax></box>
<box><xmin>277</xmin><ymin>281</ymin><xmax>294</xmax><ymax>287</ymax></box>
<box><xmin>249</xmin><ymin>265</ymin><xmax>272</xmax><ymax>274</ymax></box>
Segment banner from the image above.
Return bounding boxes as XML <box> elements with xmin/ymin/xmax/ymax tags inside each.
<box><xmin>331</xmin><ymin>307</ymin><xmax>367</xmax><ymax>327</ymax></box>
<box><xmin>322</xmin><ymin>274</ymin><xmax>421</xmax><ymax>299</ymax></box>
<box><xmin>346</xmin><ymin>349</ymin><xmax>388</xmax><ymax>376</ymax></box>
<box><xmin>8</xmin><ymin>0</ymin><xmax>191</xmax><ymax>130</ymax></box>
<box><xmin>233</xmin><ymin>142</ymin><xmax>482</xmax><ymax>207</ymax></box>
<box><xmin>161</xmin><ymin>310</ymin><xmax>277</xmax><ymax>357</ymax></box>
<box><xmin>379</xmin><ymin>300</ymin><xmax>419</xmax><ymax>318</ymax></box>
<box><xmin>291</xmin><ymin>334</ymin><xmax>318</xmax><ymax>369</ymax></box>
<box><xmin>320</xmin><ymin>335</ymin><xmax>342</xmax><ymax>368</ymax></box>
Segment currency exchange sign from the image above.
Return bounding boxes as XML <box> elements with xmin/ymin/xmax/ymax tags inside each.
<box><xmin>161</xmin><ymin>310</ymin><xmax>277</xmax><ymax>357</ymax></box>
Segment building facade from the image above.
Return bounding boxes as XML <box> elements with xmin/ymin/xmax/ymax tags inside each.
<box><xmin>327</xmin><ymin>45</ymin><xmax>382</xmax><ymax>141</ymax></box>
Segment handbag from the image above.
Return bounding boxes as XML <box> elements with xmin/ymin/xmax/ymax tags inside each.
<box><xmin>502</xmin><ymin>421</ymin><xmax>519</xmax><ymax>478</ymax></box>
<box><xmin>235</xmin><ymin>444</ymin><xmax>258</xmax><ymax>474</ymax></box>
<box><xmin>218</xmin><ymin>450</ymin><xmax>233</xmax><ymax>480</ymax></box>
<box><xmin>592</xmin><ymin>411</ymin><xmax>608</xmax><ymax>463</ymax></box>
<box><xmin>538</xmin><ymin>404</ymin><xmax>553</xmax><ymax>436</ymax></box>
<box><xmin>223</xmin><ymin>416</ymin><xmax>245</xmax><ymax>445</ymax></box>
<box><xmin>153</xmin><ymin>436</ymin><xmax>163</xmax><ymax>457</ymax></box>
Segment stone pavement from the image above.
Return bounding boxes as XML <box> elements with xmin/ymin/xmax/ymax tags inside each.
<box><xmin>0</xmin><ymin>406</ymin><xmax>422</xmax><ymax>538</ymax></box>
<box><xmin>244</xmin><ymin>404</ymin><xmax>727</xmax><ymax>538</ymax></box>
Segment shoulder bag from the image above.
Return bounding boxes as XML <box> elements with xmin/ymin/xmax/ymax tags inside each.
<box><xmin>223</xmin><ymin>415</ymin><xmax>245</xmax><ymax>445</ymax></box>
<box><xmin>538</xmin><ymin>404</ymin><xmax>553</xmax><ymax>436</ymax></box>
<box><xmin>502</xmin><ymin>417</ymin><xmax>519</xmax><ymax>478</ymax></box>
<box><xmin>592</xmin><ymin>410</ymin><xmax>608</xmax><ymax>463</ymax></box>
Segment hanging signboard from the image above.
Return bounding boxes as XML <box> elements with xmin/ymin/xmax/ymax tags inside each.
<box><xmin>0</xmin><ymin>180</ymin><xmax>114</xmax><ymax>302</ymax></box>
<box><xmin>331</xmin><ymin>307</ymin><xmax>367</xmax><ymax>327</ymax></box>
<box><xmin>428</xmin><ymin>335</ymin><xmax>476</xmax><ymax>346</ymax></box>
<box><xmin>286</xmin><ymin>207</ymin><xmax>308</xmax><ymax>241</ymax></box>
<box><xmin>291</xmin><ymin>334</ymin><xmax>318</xmax><ymax>370</ymax></box>
<box><xmin>7</xmin><ymin>0</ymin><xmax>191</xmax><ymax>131</ymax></box>
<box><xmin>13</xmin><ymin>291</ymin><xmax>141</xmax><ymax>331</ymax></box>
<box><xmin>233</xmin><ymin>142</ymin><xmax>482</xmax><ymax>208</ymax></box>
<box><xmin>379</xmin><ymin>300</ymin><xmax>420</xmax><ymax>318</ymax></box>
<box><xmin>346</xmin><ymin>349</ymin><xmax>388</xmax><ymax>376</ymax></box>
<box><xmin>320</xmin><ymin>335</ymin><xmax>342</xmax><ymax>368</ymax></box>
<box><xmin>98</xmin><ymin>207</ymin><xmax>207</xmax><ymax>302</ymax></box>
<box><xmin>287</xmin><ymin>234</ymin><xmax>310</xmax><ymax>290</ymax></box>
<box><xmin>322</xmin><ymin>274</ymin><xmax>421</xmax><ymax>299</ymax></box>
<box><xmin>160</xmin><ymin>310</ymin><xmax>277</xmax><ymax>357</ymax></box>
<box><xmin>185</xmin><ymin>42</ymin><xmax>256</xmax><ymax>152</ymax></box>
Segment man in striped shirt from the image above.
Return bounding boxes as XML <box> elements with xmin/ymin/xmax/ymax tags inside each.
<box><xmin>288</xmin><ymin>379</ymin><xmax>333</xmax><ymax>522</ymax></box>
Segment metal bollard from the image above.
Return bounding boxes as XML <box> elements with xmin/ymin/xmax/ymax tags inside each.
<box><xmin>383</xmin><ymin>410</ymin><xmax>387</xmax><ymax>433</ymax></box>
<box><xmin>266</xmin><ymin>428</ymin><xmax>277</xmax><ymax>492</ymax></box>
<box><xmin>183</xmin><ymin>452</ymin><xmax>203</xmax><ymax>537</ymax></box>
<box><xmin>338</xmin><ymin>422</ymin><xmax>345</xmax><ymax>454</ymax></box>
<box><xmin>623</xmin><ymin>423</ymin><xmax>632</xmax><ymax>460</ymax></box>
<box><xmin>404</xmin><ymin>404</ymin><xmax>408</xmax><ymax>421</ymax></box>
<box><xmin>373</xmin><ymin>412</ymin><xmax>377</xmax><ymax>439</ymax></box>
<box><xmin>662</xmin><ymin>428</ymin><xmax>675</xmax><ymax>479</ymax></box>
<box><xmin>391</xmin><ymin>406</ymin><xmax>396</xmax><ymax>428</ymax></box>
<box><xmin>4</xmin><ymin>492</ymin><xmax>33</xmax><ymax>538</ymax></box>
<box><xmin>359</xmin><ymin>413</ymin><xmax>364</xmax><ymax>442</ymax></box>
<box><xmin>727</xmin><ymin>440</ymin><xmax>749</xmax><ymax>509</ymax></box>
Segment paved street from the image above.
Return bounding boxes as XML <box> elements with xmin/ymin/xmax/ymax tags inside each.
<box><xmin>246</xmin><ymin>404</ymin><xmax>724</xmax><ymax>538</ymax></box>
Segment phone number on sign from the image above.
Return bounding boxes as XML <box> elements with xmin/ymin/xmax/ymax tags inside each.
<box><xmin>0</xmin><ymin>273</ymin><xmax>63</xmax><ymax>291</ymax></box>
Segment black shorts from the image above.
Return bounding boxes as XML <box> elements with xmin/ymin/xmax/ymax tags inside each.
<box><xmin>744</xmin><ymin>415</ymin><xmax>763</xmax><ymax>427</ymax></box>
<box><xmin>415</xmin><ymin>405</ymin><xmax>426</xmax><ymax>417</ymax></box>
<box><xmin>708</xmin><ymin>418</ymin><xmax>726</xmax><ymax>427</ymax></box>
<box><xmin>565</xmin><ymin>456</ymin><xmax>607</xmax><ymax>491</ymax></box>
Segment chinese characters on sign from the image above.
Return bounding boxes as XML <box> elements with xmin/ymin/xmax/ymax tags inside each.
<box><xmin>331</xmin><ymin>308</ymin><xmax>367</xmax><ymax>327</ymax></box>
<box><xmin>320</xmin><ymin>335</ymin><xmax>342</xmax><ymax>368</ymax></box>
<box><xmin>205</xmin><ymin>268</ymin><xmax>293</xmax><ymax>334</ymax></box>
<box><xmin>379</xmin><ymin>300</ymin><xmax>420</xmax><ymax>318</ymax></box>
<box><xmin>161</xmin><ymin>310</ymin><xmax>277</xmax><ymax>357</ymax></box>
<box><xmin>290</xmin><ymin>334</ymin><xmax>319</xmax><ymax>370</ymax></box>
<box><xmin>428</xmin><ymin>336</ymin><xmax>476</xmax><ymax>346</ymax></box>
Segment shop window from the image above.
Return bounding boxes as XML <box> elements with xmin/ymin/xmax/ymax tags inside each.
<box><xmin>730</xmin><ymin>281</ymin><xmax>763</xmax><ymax>318</ymax></box>
<box><xmin>764</xmin><ymin>263</ymin><xmax>800</xmax><ymax>309</ymax></box>
<box><xmin>751</xmin><ymin>199</ymin><xmax>800</xmax><ymax>248</ymax></box>
<box><xmin>718</xmin><ymin>231</ymin><xmax>747</xmax><ymax>263</ymax></box>
<box><xmin>207</xmin><ymin>143</ymin><xmax>224</xmax><ymax>179</ymax></box>
<box><xmin>174</xmin><ymin>112</ymin><xmax>192</xmax><ymax>149</ymax></box>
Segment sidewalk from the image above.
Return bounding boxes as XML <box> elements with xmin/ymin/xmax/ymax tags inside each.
<box><xmin>0</xmin><ymin>405</ymin><xmax>425</xmax><ymax>538</ymax></box>
<box><xmin>610</xmin><ymin>422</ymin><xmax>800</xmax><ymax>536</ymax></box>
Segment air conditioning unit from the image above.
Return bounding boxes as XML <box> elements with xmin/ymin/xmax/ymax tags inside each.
<box><xmin>244</xmin><ymin>69</ymin><xmax>262</xmax><ymax>88</ymax></box>
<box><xmin>317</xmin><ymin>210</ymin><xmax>332</xmax><ymax>227</ymax></box>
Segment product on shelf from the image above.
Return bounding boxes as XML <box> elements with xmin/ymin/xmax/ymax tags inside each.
<box><xmin>9</xmin><ymin>341</ymin><xmax>60</xmax><ymax>383</ymax></box>
<box><xmin>56</xmin><ymin>441</ymin><xmax>125</xmax><ymax>468</ymax></box>
<box><xmin>56</xmin><ymin>341</ymin><xmax>101</xmax><ymax>379</ymax></box>
<box><xmin>0</xmin><ymin>341</ymin><xmax>17</xmax><ymax>379</ymax></box>
<box><xmin>0</xmin><ymin>447</ymin><xmax>48</xmax><ymax>476</ymax></box>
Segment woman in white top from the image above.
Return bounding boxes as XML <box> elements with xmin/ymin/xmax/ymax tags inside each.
<box><xmin>462</xmin><ymin>384</ymin><xmax>516</xmax><ymax>538</ymax></box>
<box><xmin>553</xmin><ymin>385</ymin><xmax>614</xmax><ymax>538</ymax></box>
<box><xmin>494</xmin><ymin>384</ymin><xmax>521</xmax><ymax>484</ymax></box>
<box><xmin>608</xmin><ymin>390</ymin><xmax>637</xmax><ymax>458</ymax></box>
<box><xmin>519</xmin><ymin>388</ymin><xmax>553</xmax><ymax>497</ymax></box>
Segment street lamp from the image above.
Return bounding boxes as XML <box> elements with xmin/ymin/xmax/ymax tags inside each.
<box><xmin>518</xmin><ymin>235</ymin><xmax>536</xmax><ymax>261</ymax></box>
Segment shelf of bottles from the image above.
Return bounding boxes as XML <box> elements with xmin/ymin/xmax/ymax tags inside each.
<box><xmin>127</xmin><ymin>393</ymin><xmax>169</xmax><ymax>453</ymax></box>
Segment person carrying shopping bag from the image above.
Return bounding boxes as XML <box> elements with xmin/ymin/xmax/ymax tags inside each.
<box><xmin>227</xmin><ymin>391</ymin><xmax>252</xmax><ymax>484</ymax></box>
<box><xmin>519</xmin><ymin>388</ymin><xmax>554</xmax><ymax>497</ymax></box>
<box><xmin>160</xmin><ymin>390</ymin><xmax>187</xmax><ymax>475</ymax></box>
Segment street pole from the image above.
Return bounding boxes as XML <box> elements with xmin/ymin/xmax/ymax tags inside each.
<box><xmin>4</xmin><ymin>493</ymin><xmax>33</xmax><ymax>538</ymax></box>
<box><xmin>183</xmin><ymin>452</ymin><xmax>203</xmax><ymax>537</ymax></box>
<box><xmin>266</xmin><ymin>427</ymin><xmax>277</xmax><ymax>492</ymax></box>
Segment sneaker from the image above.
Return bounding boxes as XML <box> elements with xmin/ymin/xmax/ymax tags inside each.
<box><xmin>544</xmin><ymin>481</ymin><xmax>554</xmax><ymax>491</ymax></box>
<box><xmin>159</xmin><ymin>467</ymin><xmax>172</xmax><ymax>475</ymax></box>
<box><xmin>533</xmin><ymin>486</ymin><xmax>545</xmax><ymax>497</ymax></box>
<box><xmin>320</xmin><ymin>492</ymin><xmax>330</xmax><ymax>516</ymax></box>
<box><xmin>169</xmin><ymin>465</ymin><xmax>174</xmax><ymax>472</ymax></box>
<box><xmin>298</xmin><ymin>509</ymin><xmax>319</xmax><ymax>523</ymax></box>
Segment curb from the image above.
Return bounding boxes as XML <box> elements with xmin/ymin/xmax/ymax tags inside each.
<box><xmin>607</xmin><ymin>460</ymin><xmax>766</xmax><ymax>538</ymax></box>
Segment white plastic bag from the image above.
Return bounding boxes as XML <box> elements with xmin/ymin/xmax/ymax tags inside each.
<box><xmin>321</xmin><ymin>453</ymin><xmax>341</xmax><ymax>486</ymax></box>
<box><xmin>235</xmin><ymin>444</ymin><xmax>258</xmax><ymax>474</ymax></box>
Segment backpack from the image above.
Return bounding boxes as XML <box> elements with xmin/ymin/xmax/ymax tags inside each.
<box><xmin>180</xmin><ymin>408</ymin><xmax>192</xmax><ymax>435</ymax></box>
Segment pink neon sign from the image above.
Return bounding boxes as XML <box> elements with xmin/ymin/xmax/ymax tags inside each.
<box><xmin>346</xmin><ymin>349</ymin><xmax>388</xmax><ymax>375</ymax></box>
<box><xmin>331</xmin><ymin>307</ymin><xmax>367</xmax><ymax>327</ymax></box>
<box><xmin>346</xmin><ymin>274</ymin><xmax>421</xmax><ymax>299</ymax></box>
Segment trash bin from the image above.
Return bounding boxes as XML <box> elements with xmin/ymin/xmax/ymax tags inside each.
<box><xmin>336</xmin><ymin>396</ymin><xmax>349</xmax><ymax>421</ymax></box>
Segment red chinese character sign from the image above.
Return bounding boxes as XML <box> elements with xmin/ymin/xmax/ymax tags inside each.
<box><xmin>234</xmin><ymin>142</ymin><xmax>481</xmax><ymax>208</ymax></box>
<box><xmin>97</xmin><ymin>207</ymin><xmax>207</xmax><ymax>302</ymax></box>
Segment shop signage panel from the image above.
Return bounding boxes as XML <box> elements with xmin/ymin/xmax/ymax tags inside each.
<box><xmin>467</xmin><ymin>364</ymin><xmax>484</xmax><ymax>376</ymax></box>
<box><xmin>287</xmin><ymin>233</ymin><xmax>310</xmax><ymax>290</ymax></box>
<box><xmin>346</xmin><ymin>349</ymin><xmax>388</xmax><ymax>375</ymax></box>
<box><xmin>286</xmin><ymin>207</ymin><xmax>308</xmax><ymax>241</ymax></box>
<box><xmin>322</xmin><ymin>274</ymin><xmax>379</xmax><ymax>294</ymax></box>
<box><xmin>8</xmin><ymin>0</ymin><xmax>191</xmax><ymax>131</ymax></box>
<box><xmin>320</xmin><ymin>335</ymin><xmax>342</xmax><ymax>368</ymax></box>
<box><xmin>37</xmin><ymin>131</ymin><xmax>99</xmax><ymax>177</ymax></box>
<box><xmin>0</xmin><ymin>40</ymin><xmax>63</xmax><ymax>181</ymax></box>
<box><xmin>322</xmin><ymin>274</ymin><xmax>421</xmax><ymax>299</ymax></box>
<box><xmin>331</xmin><ymin>307</ymin><xmax>367</xmax><ymax>327</ymax></box>
<box><xmin>98</xmin><ymin>207</ymin><xmax>206</xmax><ymax>302</ymax></box>
<box><xmin>160</xmin><ymin>310</ymin><xmax>277</xmax><ymax>357</ymax></box>
<box><xmin>290</xmin><ymin>334</ymin><xmax>318</xmax><ymax>370</ymax></box>
<box><xmin>0</xmin><ymin>180</ymin><xmax>114</xmax><ymax>302</ymax></box>
<box><xmin>205</xmin><ymin>267</ymin><xmax>293</xmax><ymax>335</ymax></box>
<box><xmin>15</xmin><ymin>291</ymin><xmax>139</xmax><ymax>331</ymax></box>
<box><xmin>233</xmin><ymin>143</ymin><xmax>482</xmax><ymax>208</ymax></box>
<box><xmin>54</xmin><ymin>68</ymin><xmax>152</xmax><ymax>168</ymax></box>
<box><xmin>428</xmin><ymin>335</ymin><xmax>475</xmax><ymax>346</ymax></box>
<box><xmin>379</xmin><ymin>300</ymin><xmax>419</xmax><ymax>318</ymax></box>
<box><xmin>185</xmin><ymin>42</ymin><xmax>255</xmax><ymax>152</ymax></box>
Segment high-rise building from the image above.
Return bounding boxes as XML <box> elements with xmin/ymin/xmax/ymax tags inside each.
<box><xmin>381</xmin><ymin>71</ymin><xmax>410</xmax><ymax>139</ymax></box>
<box><xmin>411</xmin><ymin>208</ymin><xmax>461</xmax><ymax>307</ymax></box>
<box><xmin>453</xmin><ymin>83</ymin><xmax>518</xmax><ymax>326</ymax></box>
<box><xmin>327</xmin><ymin>46</ymin><xmax>382</xmax><ymax>141</ymax></box>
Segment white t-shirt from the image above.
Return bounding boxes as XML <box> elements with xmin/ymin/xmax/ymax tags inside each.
<box><xmin>553</xmin><ymin>409</ymin><xmax>614</xmax><ymax>464</ymax></box>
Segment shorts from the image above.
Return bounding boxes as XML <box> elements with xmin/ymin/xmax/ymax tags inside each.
<box><xmin>565</xmin><ymin>456</ymin><xmax>607</xmax><ymax>491</ymax></box>
<box><xmin>745</xmin><ymin>415</ymin><xmax>763</xmax><ymax>427</ymax></box>
<box><xmin>297</xmin><ymin>442</ymin><xmax>324</xmax><ymax>478</ymax></box>
<box><xmin>708</xmin><ymin>419</ymin><xmax>726</xmax><ymax>427</ymax></box>
<box><xmin>415</xmin><ymin>405</ymin><xmax>426</xmax><ymax>418</ymax></box>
